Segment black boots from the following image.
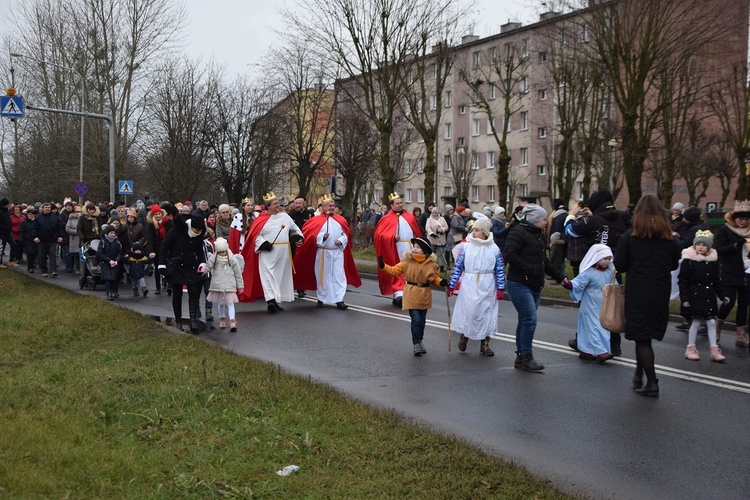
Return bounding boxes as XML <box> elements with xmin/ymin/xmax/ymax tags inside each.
<box><xmin>267</xmin><ymin>299</ymin><xmax>284</xmax><ymax>313</ymax></box>
<box><xmin>188</xmin><ymin>305</ymin><xmax>199</xmax><ymax>334</ymax></box>
<box><xmin>205</xmin><ymin>307</ymin><xmax>213</xmax><ymax>321</ymax></box>
<box><xmin>635</xmin><ymin>379</ymin><xmax>659</xmax><ymax>397</ymax></box>
<box><xmin>515</xmin><ymin>352</ymin><xmax>544</xmax><ymax>371</ymax></box>
<box><xmin>480</xmin><ymin>337</ymin><xmax>494</xmax><ymax>356</ymax></box>
<box><xmin>458</xmin><ymin>334</ymin><xmax>468</xmax><ymax>352</ymax></box>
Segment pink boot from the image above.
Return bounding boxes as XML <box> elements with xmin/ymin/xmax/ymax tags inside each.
<box><xmin>710</xmin><ymin>345</ymin><xmax>726</xmax><ymax>363</ymax></box>
<box><xmin>218</xmin><ymin>317</ymin><xmax>227</xmax><ymax>329</ymax></box>
<box><xmin>685</xmin><ymin>345</ymin><xmax>699</xmax><ymax>360</ymax></box>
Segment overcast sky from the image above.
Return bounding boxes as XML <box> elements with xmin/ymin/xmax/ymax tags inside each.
<box><xmin>181</xmin><ymin>0</ymin><xmax>541</xmax><ymax>78</ymax></box>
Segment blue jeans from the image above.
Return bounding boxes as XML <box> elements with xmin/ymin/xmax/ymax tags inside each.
<box><xmin>408</xmin><ymin>309</ymin><xmax>427</xmax><ymax>344</ymax></box>
<box><xmin>507</xmin><ymin>281</ymin><xmax>542</xmax><ymax>355</ymax></box>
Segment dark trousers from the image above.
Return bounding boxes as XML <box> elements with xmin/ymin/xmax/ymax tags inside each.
<box><xmin>171</xmin><ymin>282</ymin><xmax>203</xmax><ymax>321</ymax></box>
<box><xmin>408</xmin><ymin>309</ymin><xmax>428</xmax><ymax>344</ymax></box>
<box><xmin>719</xmin><ymin>284</ymin><xmax>750</xmax><ymax>326</ymax></box>
<box><xmin>0</xmin><ymin>232</ymin><xmax>17</xmax><ymax>264</ymax></box>
<box><xmin>37</xmin><ymin>242</ymin><xmax>58</xmax><ymax>273</ymax></box>
<box><xmin>26</xmin><ymin>252</ymin><xmax>37</xmax><ymax>271</ymax></box>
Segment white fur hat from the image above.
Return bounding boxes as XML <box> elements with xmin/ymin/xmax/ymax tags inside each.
<box><xmin>214</xmin><ymin>237</ymin><xmax>229</xmax><ymax>253</ymax></box>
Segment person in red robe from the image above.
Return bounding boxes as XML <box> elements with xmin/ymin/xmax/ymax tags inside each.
<box><xmin>293</xmin><ymin>196</ymin><xmax>362</xmax><ymax>309</ymax></box>
<box><xmin>373</xmin><ymin>192</ymin><xmax>422</xmax><ymax>307</ymax></box>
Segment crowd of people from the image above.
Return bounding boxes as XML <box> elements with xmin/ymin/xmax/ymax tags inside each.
<box><xmin>2</xmin><ymin>191</ymin><xmax>748</xmax><ymax>397</ymax></box>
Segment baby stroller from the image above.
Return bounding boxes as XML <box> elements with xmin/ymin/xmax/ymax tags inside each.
<box><xmin>79</xmin><ymin>239</ymin><xmax>104</xmax><ymax>290</ymax></box>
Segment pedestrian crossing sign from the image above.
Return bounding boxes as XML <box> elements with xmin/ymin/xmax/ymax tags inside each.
<box><xmin>1</xmin><ymin>95</ymin><xmax>24</xmax><ymax>118</ymax></box>
<box><xmin>118</xmin><ymin>180</ymin><xmax>133</xmax><ymax>195</ymax></box>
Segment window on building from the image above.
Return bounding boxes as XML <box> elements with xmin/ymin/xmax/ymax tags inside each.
<box><xmin>539</xmin><ymin>51</ymin><xmax>548</xmax><ymax>63</ymax></box>
<box><xmin>520</xmin><ymin>147</ymin><xmax>529</xmax><ymax>165</ymax></box>
<box><xmin>538</xmin><ymin>127</ymin><xmax>547</xmax><ymax>138</ymax></box>
<box><xmin>405</xmin><ymin>159</ymin><xmax>413</xmax><ymax>174</ymax></box>
<box><xmin>473</xmin><ymin>51</ymin><xmax>481</xmax><ymax>67</ymax></box>
<box><xmin>505</xmin><ymin>43</ymin><xmax>513</xmax><ymax>59</ymax></box>
<box><xmin>417</xmin><ymin>188</ymin><xmax>424</xmax><ymax>203</ymax></box>
<box><xmin>458</xmin><ymin>137</ymin><xmax>465</xmax><ymax>147</ymax></box>
<box><xmin>444</xmin><ymin>186</ymin><xmax>453</xmax><ymax>197</ymax></box>
<box><xmin>407</xmin><ymin>70</ymin><xmax>414</xmax><ymax>84</ymax></box>
<box><xmin>520</xmin><ymin>183</ymin><xmax>529</xmax><ymax>197</ymax></box>
<box><xmin>406</xmin><ymin>188</ymin><xmax>413</xmax><ymax>203</ymax></box>
<box><xmin>471</xmin><ymin>152</ymin><xmax>480</xmax><ymax>170</ymax></box>
<box><xmin>487</xmin><ymin>185</ymin><xmax>495</xmax><ymax>202</ymax></box>
<box><xmin>459</xmin><ymin>105</ymin><xmax>467</xmax><ymax>114</ymax></box>
<box><xmin>431</xmin><ymin>63</ymin><xmax>438</xmax><ymax>79</ymax></box>
<box><xmin>471</xmin><ymin>119</ymin><xmax>480</xmax><ymax>136</ymax></box>
<box><xmin>444</xmin><ymin>154</ymin><xmax>452</xmax><ymax>171</ymax></box>
<box><xmin>444</xmin><ymin>122</ymin><xmax>452</xmax><ymax>140</ymax></box>
<box><xmin>417</xmin><ymin>158</ymin><xmax>425</xmax><ymax>173</ymax></box>
<box><xmin>486</xmin><ymin>151</ymin><xmax>495</xmax><ymax>169</ymax></box>
<box><xmin>487</xmin><ymin>117</ymin><xmax>495</xmax><ymax>135</ymax></box>
<box><xmin>519</xmin><ymin>76</ymin><xmax>529</xmax><ymax>93</ymax></box>
<box><xmin>539</xmin><ymin>88</ymin><xmax>547</xmax><ymax>100</ymax></box>
<box><xmin>580</xmin><ymin>24</ymin><xmax>589</xmax><ymax>42</ymax></box>
<box><xmin>429</xmin><ymin>94</ymin><xmax>437</xmax><ymax>110</ymax></box>
<box><xmin>444</xmin><ymin>90</ymin><xmax>452</xmax><ymax>107</ymax></box>
<box><xmin>490</xmin><ymin>84</ymin><xmax>497</xmax><ymax>100</ymax></box>
<box><xmin>521</xmin><ymin>38</ymin><xmax>529</xmax><ymax>58</ymax></box>
<box><xmin>472</xmin><ymin>185</ymin><xmax>480</xmax><ymax>202</ymax></box>
<box><xmin>537</xmin><ymin>164</ymin><xmax>546</xmax><ymax>176</ymax></box>
<box><xmin>489</xmin><ymin>46</ymin><xmax>497</xmax><ymax>62</ymax></box>
<box><xmin>520</xmin><ymin>111</ymin><xmax>529</xmax><ymax>130</ymax></box>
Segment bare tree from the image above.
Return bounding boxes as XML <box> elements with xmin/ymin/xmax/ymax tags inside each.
<box><xmin>288</xmin><ymin>0</ymin><xmax>457</xmax><ymax>198</ymax></box>
<box><xmin>459</xmin><ymin>31</ymin><xmax>529</xmax><ymax>208</ymax></box>
<box><xmin>446</xmin><ymin>145</ymin><xmax>477</xmax><ymax>203</ymax></box>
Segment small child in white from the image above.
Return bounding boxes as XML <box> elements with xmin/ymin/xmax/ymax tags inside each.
<box><xmin>679</xmin><ymin>230</ymin><xmax>727</xmax><ymax>362</ymax></box>
<box><xmin>206</xmin><ymin>238</ymin><xmax>244</xmax><ymax>332</ymax></box>
<box><xmin>562</xmin><ymin>243</ymin><xmax>615</xmax><ymax>362</ymax></box>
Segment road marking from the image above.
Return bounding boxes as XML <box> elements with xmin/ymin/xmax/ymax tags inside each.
<box><xmin>313</xmin><ymin>298</ymin><xmax>750</xmax><ymax>395</ymax></box>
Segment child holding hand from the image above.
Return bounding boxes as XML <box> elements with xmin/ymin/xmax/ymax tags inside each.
<box><xmin>379</xmin><ymin>237</ymin><xmax>447</xmax><ymax>356</ymax></box>
<box><xmin>562</xmin><ymin>244</ymin><xmax>615</xmax><ymax>362</ymax></box>
<box><xmin>206</xmin><ymin>238</ymin><xmax>244</xmax><ymax>331</ymax></box>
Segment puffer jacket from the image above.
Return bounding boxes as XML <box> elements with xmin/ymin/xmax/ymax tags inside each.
<box><xmin>504</xmin><ymin>221</ymin><xmax>565</xmax><ymax>290</ymax></box>
<box><xmin>206</xmin><ymin>252</ymin><xmax>244</xmax><ymax>292</ymax></box>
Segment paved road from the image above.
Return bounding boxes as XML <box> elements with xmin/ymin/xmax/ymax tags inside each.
<box><xmin>17</xmin><ymin>268</ymin><xmax>750</xmax><ymax>499</ymax></box>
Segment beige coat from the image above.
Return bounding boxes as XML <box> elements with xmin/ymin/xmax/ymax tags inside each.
<box><xmin>425</xmin><ymin>215</ymin><xmax>449</xmax><ymax>247</ymax></box>
<box><xmin>383</xmin><ymin>251</ymin><xmax>443</xmax><ymax>310</ymax></box>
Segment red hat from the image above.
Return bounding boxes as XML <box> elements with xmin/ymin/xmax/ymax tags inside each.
<box><xmin>184</xmin><ymin>200</ymin><xmax>193</xmax><ymax>207</ymax></box>
<box><xmin>150</xmin><ymin>204</ymin><xmax>162</xmax><ymax>216</ymax></box>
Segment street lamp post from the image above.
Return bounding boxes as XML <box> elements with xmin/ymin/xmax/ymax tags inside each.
<box><xmin>10</xmin><ymin>52</ymin><xmax>86</xmax><ymax>204</ymax></box>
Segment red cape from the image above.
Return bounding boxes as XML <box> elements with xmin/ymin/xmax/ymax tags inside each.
<box><xmin>373</xmin><ymin>210</ymin><xmax>422</xmax><ymax>295</ymax></box>
<box><xmin>293</xmin><ymin>214</ymin><xmax>362</xmax><ymax>291</ymax></box>
<box><xmin>238</xmin><ymin>213</ymin><xmax>270</xmax><ymax>302</ymax></box>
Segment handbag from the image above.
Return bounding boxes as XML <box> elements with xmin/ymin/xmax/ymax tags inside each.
<box><xmin>600</xmin><ymin>271</ymin><xmax>626</xmax><ymax>333</ymax></box>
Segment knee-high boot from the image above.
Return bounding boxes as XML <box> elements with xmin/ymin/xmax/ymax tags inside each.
<box><xmin>189</xmin><ymin>303</ymin><xmax>199</xmax><ymax>334</ymax></box>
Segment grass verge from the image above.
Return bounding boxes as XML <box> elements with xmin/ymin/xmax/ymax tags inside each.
<box><xmin>0</xmin><ymin>271</ymin><xmax>572</xmax><ymax>498</ymax></box>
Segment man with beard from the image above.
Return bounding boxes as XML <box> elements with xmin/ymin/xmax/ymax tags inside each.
<box><xmin>294</xmin><ymin>194</ymin><xmax>361</xmax><ymax>309</ymax></box>
<box><xmin>240</xmin><ymin>192</ymin><xmax>304</xmax><ymax>313</ymax></box>
<box><xmin>374</xmin><ymin>192</ymin><xmax>422</xmax><ymax>307</ymax></box>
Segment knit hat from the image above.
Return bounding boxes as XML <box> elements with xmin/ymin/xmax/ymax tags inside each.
<box><xmin>109</xmin><ymin>209</ymin><xmax>119</xmax><ymax>221</ymax></box>
<box><xmin>410</xmin><ymin>237</ymin><xmax>433</xmax><ymax>257</ymax></box>
<box><xmin>493</xmin><ymin>206</ymin><xmax>505</xmax><ymax>216</ymax></box>
<box><xmin>522</xmin><ymin>203</ymin><xmax>548</xmax><ymax>224</ymax></box>
<box><xmin>586</xmin><ymin>190</ymin><xmax>613</xmax><ymax>212</ymax></box>
<box><xmin>472</xmin><ymin>218</ymin><xmax>492</xmax><ymax>237</ymax></box>
<box><xmin>553</xmin><ymin>198</ymin><xmax>565</xmax><ymax>210</ymax></box>
<box><xmin>150</xmin><ymin>204</ymin><xmax>162</xmax><ymax>216</ymax></box>
<box><xmin>102</xmin><ymin>224</ymin><xmax>115</xmax><ymax>235</ymax></box>
<box><xmin>214</xmin><ymin>237</ymin><xmax>229</xmax><ymax>253</ymax></box>
<box><xmin>733</xmin><ymin>200</ymin><xmax>750</xmax><ymax>219</ymax></box>
<box><xmin>693</xmin><ymin>230</ymin><xmax>714</xmax><ymax>249</ymax></box>
<box><xmin>671</xmin><ymin>202</ymin><xmax>684</xmax><ymax>213</ymax></box>
<box><xmin>99</xmin><ymin>203</ymin><xmax>108</xmax><ymax>213</ymax></box>
<box><xmin>444</xmin><ymin>204</ymin><xmax>454</xmax><ymax>212</ymax></box>
<box><xmin>0</xmin><ymin>197</ymin><xmax>9</xmax><ymax>207</ymax></box>
<box><xmin>131</xmin><ymin>242</ymin><xmax>143</xmax><ymax>253</ymax></box>
<box><xmin>682</xmin><ymin>206</ymin><xmax>702</xmax><ymax>223</ymax></box>
<box><xmin>189</xmin><ymin>215</ymin><xmax>206</xmax><ymax>231</ymax></box>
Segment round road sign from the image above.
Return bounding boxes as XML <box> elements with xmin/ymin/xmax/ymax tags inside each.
<box><xmin>74</xmin><ymin>182</ymin><xmax>89</xmax><ymax>197</ymax></box>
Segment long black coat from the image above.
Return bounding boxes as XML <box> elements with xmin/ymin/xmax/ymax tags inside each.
<box><xmin>96</xmin><ymin>236</ymin><xmax>122</xmax><ymax>281</ymax></box>
<box><xmin>159</xmin><ymin>219</ymin><xmax>207</xmax><ymax>286</ymax></box>
<box><xmin>678</xmin><ymin>247</ymin><xmax>723</xmax><ymax>319</ymax></box>
<box><xmin>713</xmin><ymin>220</ymin><xmax>748</xmax><ymax>288</ymax></box>
<box><xmin>614</xmin><ymin>231</ymin><xmax>680</xmax><ymax>341</ymax></box>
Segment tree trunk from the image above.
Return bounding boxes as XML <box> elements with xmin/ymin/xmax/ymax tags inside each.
<box><xmin>423</xmin><ymin>138</ymin><xmax>436</xmax><ymax>205</ymax></box>
<box><xmin>497</xmin><ymin>144</ymin><xmax>511</xmax><ymax>209</ymax></box>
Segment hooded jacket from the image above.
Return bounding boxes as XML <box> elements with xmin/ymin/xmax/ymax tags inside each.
<box><xmin>504</xmin><ymin>221</ymin><xmax>565</xmax><ymax>290</ymax></box>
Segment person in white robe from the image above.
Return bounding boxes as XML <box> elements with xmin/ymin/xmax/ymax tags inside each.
<box><xmin>314</xmin><ymin>200</ymin><xmax>350</xmax><ymax>308</ymax></box>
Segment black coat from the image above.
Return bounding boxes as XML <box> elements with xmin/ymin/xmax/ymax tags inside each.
<box><xmin>713</xmin><ymin>222</ymin><xmax>748</xmax><ymax>287</ymax></box>
<box><xmin>159</xmin><ymin>219</ymin><xmax>208</xmax><ymax>286</ymax></box>
<box><xmin>567</xmin><ymin>206</ymin><xmax>627</xmax><ymax>256</ymax></box>
<box><xmin>504</xmin><ymin>221</ymin><xmax>566</xmax><ymax>291</ymax></box>
<box><xmin>96</xmin><ymin>236</ymin><xmax>122</xmax><ymax>281</ymax></box>
<box><xmin>614</xmin><ymin>231</ymin><xmax>680</xmax><ymax>341</ymax></box>
<box><xmin>19</xmin><ymin>218</ymin><xmax>37</xmax><ymax>254</ymax></box>
<box><xmin>678</xmin><ymin>248</ymin><xmax>723</xmax><ymax>319</ymax></box>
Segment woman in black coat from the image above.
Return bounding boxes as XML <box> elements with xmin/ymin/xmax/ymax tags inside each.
<box><xmin>158</xmin><ymin>214</ymin><xmax>208</xmax><ymax>334</ymax></box>
<box><xmin>96</xmin><ymin>224</ymin><xmax>123</xmax><ymax>300</ymax></box>
<box><xmin>713</xmin><ymin>201</ymin><xmax>750</xmax><ymax>348</ymax></box>
<box><xmin>145</xmin><ymin>204</ymin><xmax>173</xmax><ymax>295</ymax></box>
<box><xmin>614</xmin><ymin>195</ymin><xmax>680</xmax><ymax>397</ymax></box>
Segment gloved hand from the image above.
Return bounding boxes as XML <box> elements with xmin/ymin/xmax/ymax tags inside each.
<box><xmin>446</xmin><ymin>287</ymin><xmax>455</xmax><ymax>297</ymax></box>
<box><xmin>259</xmin><ymin>241</ymin><xmax>273</xmax><ymax>252</ymax></box>
<box><xmin>496</xmin><ymin>289</ymin><xmax>504</xmax><ymax>300</ymax></box>
<box><xmin>158</xmin><ymin>265</ymin><xmax>167</xmax><ymax>276</ymax></box>
<box><xmin>430</xmin><ymin>233</ymin><xmax>438</xmax><ymax>239</ymax></box>
<box><xmin>561</xmin><ymin>277</ymin><xmax>573</xmax><ymax>290</ymax></box>
<box><xmin>682</xmin><ymin>301</ymin><xmax>691</xmax><ymax>308</ymax></box>
<box><xmin>439</xmin><ymin>279</ymin><xmax>447</xmax><ymax>287</ymax></box>
<box><xmin>722</xmin><ymin>297</ymin><xmax>731</xmax><ymax>305</ymax></box>
<box><xmin>378</xmin><ymin>256</ymin><xmax>385</xmax><ymax>269</ymax></box>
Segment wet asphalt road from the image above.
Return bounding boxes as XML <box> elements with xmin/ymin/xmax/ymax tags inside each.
<box><xmin>17</xmin><ymin>268</ymin><xmax>750</xmax><ymax>499</ymax></box>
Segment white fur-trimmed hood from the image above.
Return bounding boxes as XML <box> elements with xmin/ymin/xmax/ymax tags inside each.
<box><xmin>681</xmin><ymin>246</ymin><xmax>717</xmax><ymax>262</ymax></box>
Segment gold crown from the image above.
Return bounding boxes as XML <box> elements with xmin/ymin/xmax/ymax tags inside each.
<box><xmin>262</xmin><ymin>192</ymin><xmax>277</xmax><ymax>203</ymax></box>
<box><xmin>388</xmin><ymin>192</ymin><xmax>401</xmax><ymax>202</ymax></box>
<box><xmin>241</xmin><ymin>197</ymin><xmax>252</xmax><ymax>205</ymax></box>
<box><xmin>320</xmin><ymin>193</ymin><xmax>334</xmax><ymax>204</ymax></box>
<box><xmin>695</xmin><ymin>229</ymin><xmax>713</xmax><ymax>240</ymax></box>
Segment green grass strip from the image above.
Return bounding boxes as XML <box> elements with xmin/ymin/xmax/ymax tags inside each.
<box><xmin>0</xmin><ymin>270</ymin><xmax>572</xmax><ymax>498</ymax></box>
